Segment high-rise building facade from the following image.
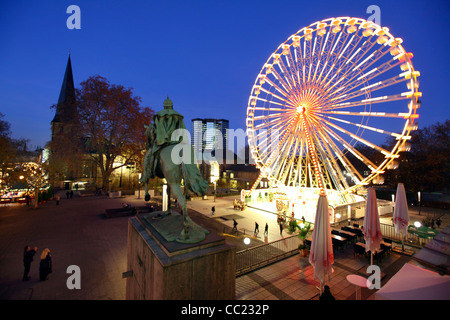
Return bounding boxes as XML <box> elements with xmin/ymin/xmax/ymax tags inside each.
<box><xmin>191</xmin><ymin>118</ymin><xmax>229</xmax><ymax>153</ymax></box>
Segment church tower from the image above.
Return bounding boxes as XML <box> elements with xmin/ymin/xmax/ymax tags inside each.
<box><xmin>51</xmin><ymin>54</ymin><xmax>77</xmax><ymax>137</ymax></box>
<box><xmin>49</xmin><ymin>54</ymin><xmax>81</xmax><ymax>188</ymax></box>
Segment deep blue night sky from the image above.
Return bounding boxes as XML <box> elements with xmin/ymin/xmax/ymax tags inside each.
<box><xmin>0</xmin><ymin>0</ymin><xmax>449</xmax><ymax>149</ymax></box>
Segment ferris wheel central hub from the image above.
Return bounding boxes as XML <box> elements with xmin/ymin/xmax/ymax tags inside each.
<box><xmin>297</xmin><ymin>105</ymin><xmax>308</xmax><ymax>114</ymax></box>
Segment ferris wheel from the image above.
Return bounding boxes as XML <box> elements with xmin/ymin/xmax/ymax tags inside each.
<box><xmin>246</xmin><ymin>17</ymin><xmax>421</xmax><ymax>201</ymax></box>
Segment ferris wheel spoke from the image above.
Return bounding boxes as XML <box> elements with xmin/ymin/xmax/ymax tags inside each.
<box><xmin>329</xmin><ymin>92</ymin><xmax>417</xmax><ymax>110</ymax></box>
<box><xmin>317</xmin><ymin>126</ymin><xmax>364</xmax><ymax>183</ymax></box>
<box><xmin>329</xmin><ymin>75</ymin><xmax>409</xmax><ymax>104</ymax></box>
<box><xmin>315</xmin><ymin>29</ymin><xmax>348</xmax><ymax>85</ymax></box>
<box><xmin>321</xmin><ymin>118</ymin><xmax>391</xmax><ymax>157</ymax></box>
<box><xmin>267</xmin><ymin>127</ymin><xmax>299</xmax><ymax>180</ymax></box>
<box><xmin>257</xmin><ymin>85</ymin><xmax>294</xmax><ymax>106</ymax></box>
<box><xmin>333</xmin><ymin>57</ymin><xmax>404</xmax><ymax>99</ymax></box>
<box><xmin>264</xmin><ymin>77</ymin><xmax>294</xmax><ymax>101</ymax></box>
<box><xmin>321</xmin><ymin>125</ymin><xmax>378</xmax><ymax>172</ymax></box>
<box><xmin>322</xmin><ymin>110</ymin><xmax>416</xmax><ymax>120</ymax></box>
<box><xmin>270</xmin><ymin>64</ymin><xmax>295</xmax><ymax>93</ymax></box>
<box><xmin>253</xmin><ymin>112</ymin><xmax>294</xmax><ymax>131</ymax></box>
<box><xmin>278</xmin><ymin>49</ymin><xmax>301</xmax><ymax>90</ymax></box>
<box><xmin>255</xmin><ymin>118</ymin><xmax>297</xmax><ymax>163</ymax></box>
<box><xmin>324</xmin><ymin>115</ymin><xmax>403</xmax><ymax>139</ymax></box>
<box><xmin>311</xmin><ymin>129</ymin><xmax>347</xmax><ymax>190</ymax></box>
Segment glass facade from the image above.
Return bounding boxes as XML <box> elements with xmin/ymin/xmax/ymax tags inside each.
<box><xmin>191</xmin><ymin>118</ymin><xmax>229</xmax><ymax>153</ymax></box>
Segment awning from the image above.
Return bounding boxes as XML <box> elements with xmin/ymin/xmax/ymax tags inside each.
<box><xmin>373</xmin><ymin>263</ymin><xmax>450</xmax><ymax>300</ymax></box>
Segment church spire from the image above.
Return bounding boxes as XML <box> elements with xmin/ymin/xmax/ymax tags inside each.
<box><xmin>52</xmin><ymin>54</ymin><xmax>75</xmax><ymax>123</ymax></box>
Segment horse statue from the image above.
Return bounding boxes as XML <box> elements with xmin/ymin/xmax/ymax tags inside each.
<box><xmin>140</xmin><ymin>123</ymin><xmax>209</xmax><ymax>242</ymax></box>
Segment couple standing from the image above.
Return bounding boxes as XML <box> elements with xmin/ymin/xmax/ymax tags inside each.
<box><xmin>23</xmin><ymin>246</ymin><xmax>52</xmax><ymax>282</ymax></box>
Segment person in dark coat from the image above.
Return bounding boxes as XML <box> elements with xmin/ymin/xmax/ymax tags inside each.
<box><xmin>254</xmin><ymin>222</ymin><xmax>259</xmax><ymax>236</ymax></box>
<box><xmin>23</xmin><ymin>245</ymin><xmax>37</xmax><ymax>281</ymax></box>
<box><xmin>39</xmin><ymin>248</ymin><xmax>52</xmax><ymax>281</ymax></box>
<box><xmin>232</xmin><ymin>219</ymin><xmax>238</xmax><ymax>233</ymax></box>
<box><xmin>319</xmin><ymin>285</ymin><xmax>336</xmax><ymax>301</ymax></box>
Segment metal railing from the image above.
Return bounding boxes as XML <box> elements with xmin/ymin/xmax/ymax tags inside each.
<box><xmin>236</xmin><ymin>234</ymin><xmax>301</xmax><ymax>277</ymax></box>
<box><xmin>379</xmin><ymin>223</ymin><xmax>432</xmax><ymax>247</ymax></box>
<box><xmin>235</xmin><ymin>222</ymin><xmax>434</xmax><ymax>277</ymax></box>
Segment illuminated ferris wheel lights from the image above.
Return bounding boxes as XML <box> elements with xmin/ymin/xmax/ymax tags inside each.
<box><xmin>246</xmin><ymin>17</ymin><xmax>420</xmax><ymax>198</ymax></box>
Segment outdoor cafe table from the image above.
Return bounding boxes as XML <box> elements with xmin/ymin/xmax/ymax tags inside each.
<box><xmin>336</xmin><ymin>229</ymin><xmax>357</xmax><ymax>241</ymax></box>
<box><xmin>342</xmin><ymin>225</ymin><xmax>363</xmax><ymax>237</ymax></box>
<box><xmin>408</xmin><ymin>225</ymin><xmax>439</xmax><ymax>239</ymax></box>
<box><xmin>346</xmin><ymin>274</ymin><xmax>371</xmax><ymax>300</ymax></box>
<box><xmin>355</xmin><ymin>242</ymin><xmax>387</xmax><ymax>262</ymax></box>
<box><xmin>306</xmin><ymin>235</ymin><xmax>348</xmax><ymax>250</ymax></box>
<box><xmin>331</xmin><ymin>234</ymin><xmax>347</xmax><ymax>250</ymax></box>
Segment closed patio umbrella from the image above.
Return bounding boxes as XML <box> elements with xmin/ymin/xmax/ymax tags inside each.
<box><xmin>393</xmin><ymin>183</ymin><xmax>410</xmax><ymax>251</ymax></box>
<box><xmin>309</xmin><ymin>194</ymin><xmax>334</xmax><ymax>293</ymax></box>
<box><xmin>363</xmin><ymin>188</ymin><xmax>383</xmax><ymax>265</ymax></box>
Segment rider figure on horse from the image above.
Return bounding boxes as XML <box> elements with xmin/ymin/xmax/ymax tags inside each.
<box><xmin>140</xmin><ymin>97</ymin><xmax>209</xmax><ymax>242</ymax></box>
<box><xmin>143</xmin><ymin>96</ymin><xmax>186</xmax><ymax>181</ymax></box>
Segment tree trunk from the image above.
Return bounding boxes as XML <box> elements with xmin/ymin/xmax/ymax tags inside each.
<box><xmin>102</xmin><ymin>173</ymin><xmax>111</xmax><ymax>192</ymax></box>
<box><xmin>34</xmin><ymin>187</ymin><xmax>39</xmax><ymax>208</ymax></box>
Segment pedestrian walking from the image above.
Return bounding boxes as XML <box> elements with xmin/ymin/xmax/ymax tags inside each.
<box><xmin>55</xmin><ymin>194</ymin><xmax>60</xmax><ymax>205</ymax></box>
<box><xmin>264</xmin><ymin>223</ymin><xmax>268</xmax><ymax>236</ymax></box>
<box><xmin>66</xmin><ymin>191</ymin><xmax>70</xmax><ymax>199</ymax></box>
<box><xmin>254</xmin><ymin>222</ymin><xmax>259</xmax><ymax>236</ymax></box>
<box><xmin>39</xmin><ymin>248</ymin><xmax>52</xmax><ymax>281</ymax></box>
<box><xmin>23</xmin><ymin>245</ymin><xmax>37</xmax><ymax>281</ymax></box>
<box><xmin>70</xmin><ymin>190</ymin><xmax>74</xmax><ymax>199</ymax></box>
<box><xmin>211</xmin><ymin>206</ymin><xmax>215</xmax><ymax>216</ymax></box>
<box><xmin>232</xmin><ymin>219</ymin><xmax>238</xmax><ymax>233</ymax></box>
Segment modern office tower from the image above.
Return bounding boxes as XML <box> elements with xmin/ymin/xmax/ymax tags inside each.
<box><xmin>191</xmin><ymin>118</ymin><xmax>229</xmax><ymax>153</ymax></box>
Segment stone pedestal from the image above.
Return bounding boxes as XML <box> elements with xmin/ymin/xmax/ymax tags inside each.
<box><xmin>125</xmin><ymin>211</ymin><xmax>236</xmax><ymax>300</ymax></box>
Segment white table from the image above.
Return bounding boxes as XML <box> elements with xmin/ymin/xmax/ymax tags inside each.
<box><xmin>346</xmin><ymin>274</ymin><xmax>370</xmax><ymax>300</ymax></box>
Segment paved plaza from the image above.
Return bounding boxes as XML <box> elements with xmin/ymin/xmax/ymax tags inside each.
<box><xmin>0</xmin><ymin>192</ymin><xmax>448</xmax><ymax>300</ymax></box>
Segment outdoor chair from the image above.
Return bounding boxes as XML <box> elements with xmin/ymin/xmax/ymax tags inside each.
<box><xmin>353</xmin><ymin>243</ymin><xmax>366</xmax><ymax>258</ymax></box>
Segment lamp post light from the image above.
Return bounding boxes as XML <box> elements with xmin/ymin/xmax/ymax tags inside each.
<box><xmin>244</xmin><ymin>237</ymin><xmax>250</xmax><ymax>251</ymax></box>
<box><xmin>417</xmin><ymin>191</ymin><xmax>421</xmax><ymax>215</ymax></box>
<box><xmin>138</xmin><ymin>173</ymin><xmax>142</xmax><ymax>199</ymax></box>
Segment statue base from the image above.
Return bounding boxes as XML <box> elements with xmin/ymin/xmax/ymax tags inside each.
<box><xmin>125</xmin><ymin>211</ymin><xmax>236</xmax><ymax>299</ymax></box>
<box><xmin>142</xmin><ymin>210</ymin><xmax>209</xmax><ymax>244</ymax></box>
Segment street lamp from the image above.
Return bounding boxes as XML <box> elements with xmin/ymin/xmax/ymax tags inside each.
<box><xmin>244</xmin><ymin>237</ymin><xmax>250</xmax><ymax>251</ymax></box>
<box><xmin>417</xmin><ymin>191</ymin><xmax>421</xmax><ymax>215</ymax></box>
<box><xmin>138</xmin><ymin>173</ymin><xmax>142</xmax><ymax>199</ymax></box>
